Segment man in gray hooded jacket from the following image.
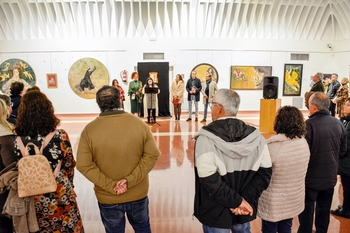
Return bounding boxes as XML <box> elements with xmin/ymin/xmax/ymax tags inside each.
<box><xmin>194</xmin><ymin>89</ymin><xmax>272</xmax><ymax>233</ymax></box>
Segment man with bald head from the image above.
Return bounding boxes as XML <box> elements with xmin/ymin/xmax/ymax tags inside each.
<box><xmin>298</xmin><ymin>92</ymin><xmax>346</xmax><ymax>233</ymax></box>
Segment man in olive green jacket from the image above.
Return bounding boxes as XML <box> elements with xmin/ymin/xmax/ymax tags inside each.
<box><xmin>77</xmin><ymin>85</ymin><xmax>160</xmax><ymax>233</ymax></box>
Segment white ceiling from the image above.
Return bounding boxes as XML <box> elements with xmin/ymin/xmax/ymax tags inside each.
<box><xmin>0</xmin><ymin>0</ymin><xmax>349</xmax><ymax>41</ymax></box>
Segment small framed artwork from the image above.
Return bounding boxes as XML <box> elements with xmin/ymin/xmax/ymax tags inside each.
<box><xmin>283</xmin><ymin>64</ymin><xmax>303</xmax><ymax>96</ymax></box>
<box><xmin>47</xmin><ymin>73</ymin><xmax>58</xmax><ymax>88</ymax></box>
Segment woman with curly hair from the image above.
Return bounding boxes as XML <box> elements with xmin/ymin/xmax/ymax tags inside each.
<box><xmin>258</xmin><ymin>106</ymin><xmax>310</xmax><ymax>233</ymax></box>
<box><xmin>14</xmin><ymin>91</ymin><xmax>84</xmax><ymax>233</ymax></box>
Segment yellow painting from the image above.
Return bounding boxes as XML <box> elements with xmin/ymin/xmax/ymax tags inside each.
<box><xmin>68</xmin><ymin>58</ymin><xmax>109</xmax><ymax>99</ymax></box>
<box><xmin>230</xmin><ymin>66</ymin><xmax>272</xmax><ymax>90</ymax></box>
<box><xmin>192</xmin><ymin>63</ymin><xmax>219</xmax><ymax>83</ymax></box>
<box><xmin>283</xmin><ymin>64</ymin><xmax>303</xmax><ymax>96</ymax></box>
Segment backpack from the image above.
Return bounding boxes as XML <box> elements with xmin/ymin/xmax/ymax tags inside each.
<box><xmin>16</xmin><ymin>130</ymin><xmax>61</xmax><ymax>198</ymax></box>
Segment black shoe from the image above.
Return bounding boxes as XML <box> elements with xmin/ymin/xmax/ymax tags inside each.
<box><xmin>330</xmin><ymin>208</ymin><xmax>350</xmax><ymax>218</ymax></box>
<box><xmin>195</xmin><ymin>118</ymin><xmax>198</xmax><ymax>122</ymax></box>
<box><xmin>186</xmin><ymin>118</ymin><xmax>192</xmax><ymax>122</ymax></box>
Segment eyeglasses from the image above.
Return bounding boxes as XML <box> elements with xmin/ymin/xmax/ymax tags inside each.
<box><xmin>209</xmin><ymin>102</ymin><xmax>222</xmax><ymax>108</ymax></box>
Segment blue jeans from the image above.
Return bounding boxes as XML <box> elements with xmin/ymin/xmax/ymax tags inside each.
<box><xmin>98</xmin><ymin>196</ymin><xmax>151</xmax><ymax>233</ymax></box>
<box><xmin>261</xmin><ymin>218</ymin><xmax>292</xmax><ymax>233</ymax></box>
<box><xmin>188</xmin><ymin>95</ymin><xmax>198</xmax><ymax>118</ymax></box>
<box><xmin>203</xmin><ymin>99</ymin><xmax>209</xmax><ymax>119</ymax></box>
<box><xmin>202</xmin><ymin>222</ymin><xmax>251</xmax><ymax>233</ymax></box>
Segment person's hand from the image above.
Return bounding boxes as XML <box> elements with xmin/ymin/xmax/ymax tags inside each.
<box><xmin>205</xmin><ymin>96</ymin><xmax>208</xmax><ymax>99</ymax></box>
<box><xmin>230</xmin><ymin>198</ymin><xmax>253</xmax><ymax>216</ymax></box>
<box><xmin>114</xmin><ymin>179</ymin><xmax>128</xmax><ymax>195</ymax></box>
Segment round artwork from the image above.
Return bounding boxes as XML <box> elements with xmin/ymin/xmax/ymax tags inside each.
<box><xmin>191</xmin><ymin>63</ymin><xmax>219</xmax><ymax>83</ymax></box>
<box><xmin>68</xmin><ymin>58</ymin><xmax>109</xmax><ymax>99</ymax></box>
<box><xmin>0</xmin><ymin>59</ymin><xmax>36</xmax><ymax>95</ymax></box>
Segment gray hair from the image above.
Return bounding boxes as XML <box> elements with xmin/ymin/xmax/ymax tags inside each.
<box><xmin>215</xmin><ymin>89</ymin><xmax>240</xmax><ymax>115</ymax></box>
<box><xmin>309</xmin><ymin>92</ymin><xmax>329</xmax><ymax>110</ymax></box>
<box><xmin>315</xmin><ymin>72</ymin><xmax>323</xmax><ymax>80</ymax></box>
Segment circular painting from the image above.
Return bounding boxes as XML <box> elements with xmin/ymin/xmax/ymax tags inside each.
<box><xmin>68</xmin><ymin>58</ymin><xmax>109</xmax><ymax>99</ymax></box>
<box><xmin>0</xmin><ymin>59</ymin><xmax>36</xmax><ymax>95</ymax></box>
<box><xmin>191</xmin><ymin>63</ymin><xmax>219</xmax><ymax>83</ymax></box>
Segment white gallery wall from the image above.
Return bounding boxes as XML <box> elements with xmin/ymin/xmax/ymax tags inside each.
<box><xmin>0</xmin><ymin>37</ymin><xmax>349</xmax><ymax>114</ymax></box>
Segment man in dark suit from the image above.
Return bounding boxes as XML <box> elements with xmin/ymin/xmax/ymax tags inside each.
<box><xmin>186</xmin><ymin>71</ymin><xmax>202</xmax><ymax>122</ymax></box>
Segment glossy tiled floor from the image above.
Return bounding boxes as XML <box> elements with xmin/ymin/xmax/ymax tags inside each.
<box><xmin>59</xmin><ymin>111</ymin><xmax>350</xmax><ymax>233</ymax></box>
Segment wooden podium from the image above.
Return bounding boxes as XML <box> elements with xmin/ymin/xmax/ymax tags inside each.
<box><xmin>259</xmin><ymin>99</ymin><xmax>281</xmax><ymax>133</ymax></box>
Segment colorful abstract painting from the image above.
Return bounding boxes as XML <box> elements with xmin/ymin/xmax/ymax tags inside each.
<box><xmin>230</xmin><ymin>66</ymin><xmax>272</xmax><ymax>90</ymax></box>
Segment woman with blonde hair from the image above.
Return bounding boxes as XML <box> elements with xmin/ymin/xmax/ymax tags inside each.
<box><xmin>171</xmin><ymin>74</ymin><xmax>185</xmax><ymax>121</ymax></box>
<box><xmin>0</xmin><ymin>98</ymin><xmax>16</xmax><ymax>233</ymax></box>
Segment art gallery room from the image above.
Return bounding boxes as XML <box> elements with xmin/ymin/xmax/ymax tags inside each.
<box><xmin>1</xmin><ymin>0</ymin><xmax>350</xmax><ymax>232</ymax></box>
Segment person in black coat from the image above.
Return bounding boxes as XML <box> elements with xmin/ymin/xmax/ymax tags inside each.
<box><xmin>185</xmin><ymin>70</ymin><xmax>202</xmax><ymax>122</ymax></box>
<box><xmin>298</xmin><ymin>92</ymin><xmax>347</xmax><ymax>233</ymax></box>
<box><xmin>9</xmin><ymin>81</ymin><xmax>24</xmax><ymax>120</ymax></box>
<box><xmin>331</xmin><ymin>98</ymin><xmax>350</xmax><ymax>218</ymax></box>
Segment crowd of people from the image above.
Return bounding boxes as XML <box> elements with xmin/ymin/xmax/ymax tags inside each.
<box><xmin>0</xmin><ymin>69</ymin><xmax>350</xmax><ymax>233</ymax></box>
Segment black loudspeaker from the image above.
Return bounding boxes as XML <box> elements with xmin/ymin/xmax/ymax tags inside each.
<box><xmin>263</xmin><ymin>76</ymin><xmax>279</xmax><ymax>99</ymax></box>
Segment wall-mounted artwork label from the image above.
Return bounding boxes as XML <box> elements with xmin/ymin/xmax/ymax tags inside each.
<box><xmin>230</xmin><ymin>66</ymin><xmax>272</xmax><ymax>90</ymax></box>
<box><xmin>192</xmin><ymin>63</ymin><xmax>219</xmax><ymax>83</ymax></box>
<box><xmin>0</xmin><ymin>59</ymin><xmax>36</xmax><ymax>95</ymax></box>
<box><xmin>68</xmin><ymin>58</ymin><xmax>109</xmax><ymax>99</ymax></box>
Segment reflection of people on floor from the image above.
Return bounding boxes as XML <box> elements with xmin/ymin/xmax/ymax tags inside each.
<box><xmin>142</xmin><ymin>77</ymin><xmax>160</xmax><ymax>124</ymax></box>
<box><xmin>185</xmin><ymin>123</ymin><xmax>198</xmax><ymax>168</ymax></box>
<box><xmin>172</xmin><ymin>135</ymin><xmax>184</xmax><ymax>167</ymax></box>
<box><xmin>78</xmin><ymin>66</ymin><xmax>96</xmax><ymax>91</ymax></box>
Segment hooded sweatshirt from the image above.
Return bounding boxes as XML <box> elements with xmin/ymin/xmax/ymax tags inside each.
<box><xmin>194</xmin><ymin>117</ymin><xmax>272</xmax><ymax>228</ymax></box>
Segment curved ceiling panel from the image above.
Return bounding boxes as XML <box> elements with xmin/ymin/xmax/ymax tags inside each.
<box><xmin>0</xmin><ymin>0</ymin><xmax>349</xmax><ymax>41</ymax></box>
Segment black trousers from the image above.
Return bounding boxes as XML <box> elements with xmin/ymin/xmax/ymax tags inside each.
<box><xmin>341</xmin><ymin>174</ymin><xmax>350</xmax><ymax>212</ymax></box>
<box><xmin>298</xmin><ymin>187</ymin><xmax>334</xmax><ymax>233</ymax></box>
<box><xmin>329</xmin><ymin>101</ymin><xmax>336</xmax><ymax>116</ymax></box>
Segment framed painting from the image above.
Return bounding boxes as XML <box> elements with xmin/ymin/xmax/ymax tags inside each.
<box><xmin>47</xmin><ymin>73</ymin><xmax>57</xmax><ymax>88</ymax></box>
<box><xmin>283</xmin><ymin>64</ymin><xmax>303</xmax><ymax>96</ymax></box>
<box><xmin>0</xmin><ymin>58</ymin><xmax>36</xmax><ymax>95</ymax></box>
<box><xmin>192</xmin><ymin>63</ymin><xmax>219</xmax><ymax>83</ymax></box>
<box><xmin>68</xmin><ymin>58</ymin><xmax>109</xmax><ymax>99</ymax></box>
<box><xmin>230</xmin><ymin>66</ymin><xmax>272</xmax><ymax>90</ymax></box>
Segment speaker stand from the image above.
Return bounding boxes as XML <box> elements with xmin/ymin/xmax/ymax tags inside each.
<box><xmin>259</xmin><ymin>99</ymin><xmax>281</xmax><ymax>133</ymax></box>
